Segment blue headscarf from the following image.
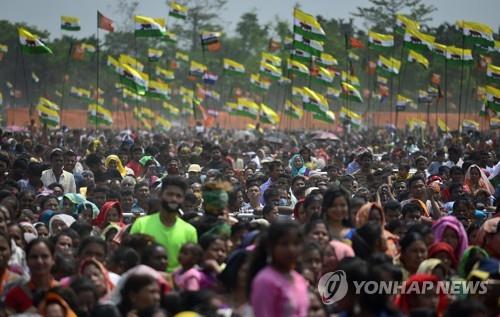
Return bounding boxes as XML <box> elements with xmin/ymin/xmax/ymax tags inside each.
<box><xmin>289</xmin><ymin>154</ymin><xmax>307</xmax><ymax>177</ymax></box>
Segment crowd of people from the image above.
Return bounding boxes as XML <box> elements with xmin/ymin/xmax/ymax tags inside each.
<box><xmin>0</xmin><ymin>124</ymin><xmax>498</xmax><ymax>317</ymax></box>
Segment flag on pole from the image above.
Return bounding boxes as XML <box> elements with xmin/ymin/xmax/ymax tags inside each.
<box><xmin>284</xmin><ymin>100</ymin><xmax>303</xmax><ymax>119</ymax></box>
<box><xmin>98</xmin><ymin>11</ymin><xmax>114</xmax><ymax>32</ymax></box>
<box><xmin>490</xmin><ymin>117</ymin><xmax>500</xmax><ymax>129</ymax></box>
<box><xmin>486</xmin><ymin>64</ymin><xmax>500</xmax><ymax>83</ymax></box>
<box><xmin>456</xmin><ymin>20</ymin><xmax>494</xmax><ymax>47</ymax></box>
<box><xmin>119</xmin><ymin>54</ymin><xmax>144</xmax><ymax>72</ymax></box>
<box><xmin>146</xmin><ymin>80</ymin><xmax>170</xmax><ymax>100</ymax></box>
<box><xmin>341</xmin><ymin>71</ymin><xmax>360</xmax><ymax>87</ymax></box>
<box><xmin>164</xmin><ymin>31</ymin><xmax>177</xmax><ymax>43</ymax></box>
<box><xmin>314</xmin><ymin>110</ymin><xmax>336</xmax><ymax>124</ymax></box>
<box><xmin>189</xmin><ymin>60</ymin><xmax>207</xmax><ymax>77</ymax></box>
<box><xmin>234</xmin><ymin>98</ymin><xmax>260</xmax><ymax>119</ymax></box>
<box><xmin>148</xmin><ymin>48</ymin><xmax>163</xmax><ymax>61</ymax></box>
<box><xmin>261</xmin><ymin>52</ymin><xmax>281</xmax><ymax>67</ymax></box>
<box><xmin>155</xmin><ymin>67</ymin><xmax>175</xmax><ymax>81</ymax></box>
<box><xmin>293</xmin><ymin>34</ymin><xmax>323</xmax><ymax>56</ymax></box>
<box><xmin>292</xmin><ymin>86</ymin><xmax>306</xmax><ymax>98</ymax></box>
<box><xmin>349</xmin><ymin>37</ymin><xmax>365</xmax><ymax>49</ymax></box>
<box><xmin>315</xmin><ymin>53</ymin><xmax>338</xmax><ymax>67</ymax></box>
<box><xmin>163</xmin><ymin>102</ymin><xmax>180</xmax><ymax>117</ymax></box>
<box><xmin>291</xmin><ymin>48</ymin><xmax>312</xmax><ymax>64</ymax></box>
<box><xmin>368</xmin><ymin>31</ymin><xmax>394</xmax><ymax>51</ymax></box>
<box><xmin>135</xmin><ymin>16</ymin><xmax>166</xmax><ymax>37</ymax></box>
<box><xmin>88</xmin><ymin>104</ymin><xmax>113</xmax><ymax>126</ymax></box>
<box><xmin>18</xmin><ymin>28</ymin><xmax>52</xmax><ymax>54</ymax></box>
<box><xmin>407</xmin><ymin>119</ymin><xmax>427</xmax><ymax>130</ymax></box>
<box><xmin>119</xmin><ymin>63</ymin><xmax>149</xmax><ymax>95</ymax></box>
<box><xmin>287</xmin><ymin>59</ymin><xmax>309</xmax><ymax>77</ymax></box>
<box><xmin>201</xmin><ymin>32</ymin><xmax>221</xmax><ymax>52</ymax></box>
<box><xmin>122</xmin><ymin>89</ymin><xmax>145</xmax><ymax>102</ymax></box>
<box><xmin>407</xmin><ymin>50</ymin><xmax>429</xmax><ymax>69</ymax></box>
<box><xmin>0</xmin><ymin>44</ymin><xmax>7</xmax><ymax>53</ymax></box>
<box><xmin>446</xmin><ymin>46</ymin><xmax>473</xmax><ymax>65</ymax></box>
<box><xmin>377</xmin><ymin>55</ymin><xmax>401</xmax><ymax>76</ymax></box>
<box><xmin>432</xmin><ymin>42</ymin><xmax>448</xmax><ymax>59</ymax></box>
<box><xmin>339</xmin><ymin>107</ymin><xmax>362</xmax><ymax>128</ymax></box>
<box><xmin>462</xmin><ymin>119</ymin><xmax>480</xmax><ymax>130</ymax></box>
<box><xmin>260</xmin><ymin>103</ymin><xmax>280</xmax><ymax>124</ymax></box>
<box><xmin>260</xmin><ymin>61</ymin><xmax>282</xmax><ymax>79</ymax></box>
<box><xmin>302</xmin><ymin>87</ymin><xmax>329</xmax><ymax>115</ymax></box>
<box><xmin>437</xmin><ymin>119</ymin><xmax>449</xmax><ymax>132</ymax></box>
<box><xmin>348</xmin><ymin>52</ymin><xmax>360</xmax><ymax>62</ymax></box>
<box><xmin>396</xmin><ymin>95</ymin><xmax>416</xmax><ymax>111</ymax></box>
<box><xmin>175</xmin><ymin>51</ymin><xmax>189</xmax><ymax>63</ymax></box>
<box><xmin>312</xmin><ymin>66</ymin><xmax>334</xmax><ymax>84</ymax></box>
<box><xmin>395</xmin><ymin>15</ymin><xmax>420</xmax><ymax>34</ymax></box>
<box><xmin>223</xmin><ymin>58</ymin><xmax>246</xmax><ymax>75</ymax></box>
<box><xmin>404</xmin><ymin>28</ymin><xmax>435</xmax><ymax>53</ymax></box>
<box><xmin>293</xmin><ymin>8</ymin><xmax>325</xmax><ymax>41</ymax></box>
<box><xmin>70</xmin><ymin>87</ymin><xmax>92</xmax><ymax>100</ymax></box>
<box><xmin>106</xmin><ymin>55</ymin><xmax>121</xmax><ymax>72</ymax></box>
<box><xmin>340</xmin><ymin>82</ymin><xmax>363</xmax><ymax>103</ymax></box>
<box><xmin>169</xmin><ymin>2</ymin><xmax>188</xmax><ymax>20</ymax></box>
<box><xmin>326</xmin><ymin>87</ymin><xmax>341</xmax><ymax>99</ymax></box>
<box><xmin>37</xmin><ymin>97</ymin><xmax>60</xmax><ymax>127</ymax></box>
<box><xmin>250</xmin><ymin>74</ymin><xmax>271</xmax><ymax>91</ymax></box>
<box><xmin>485</xmin><ymin>85</ymin><xmax>500</xmax><ymax>112</ymax></box>
<box><xmin>61</xmin><ymin>16</ymin><xmax>81</xmax><ymax>31</ymax></box>
<box><xmin>278</xmin><ymin>76</ymin><xmax>292</xmax><ymax>85</ymax></box>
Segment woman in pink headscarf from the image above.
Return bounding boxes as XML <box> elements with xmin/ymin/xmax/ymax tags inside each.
<box><xmin>322</xmin><ymin>240</ymin><xmax>355</xmax><ymax>274</ymax></box>
<box><xmin>432</xmin><ymin>216</ymin><xmax>468</xmax><ymax>260</ymax></box>
<box><xmin>464</xmin><ymin>164</ymin><xmax>495</xmax><ymax>196</ymax></box>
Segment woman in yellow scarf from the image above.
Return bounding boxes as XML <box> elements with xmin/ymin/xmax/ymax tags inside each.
<box><xmin>105</xmin><ymin>155</ymin><xmax>127</xmax><ymax>177</ymax></box>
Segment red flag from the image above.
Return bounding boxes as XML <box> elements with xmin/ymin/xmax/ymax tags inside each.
<box><xmin>349</xmin><ymin>37</ymin><xmax>365</xmax><ymax>49</ymax></box>
<box><xmin>98</xmin><ymin>11</ymin><xmax>114</xmax><ymax>32</ymax></box>
<box><xmin>72</xmin><ymin>43</ymin><xmax>85</xmax><ymax>60</ymax></box>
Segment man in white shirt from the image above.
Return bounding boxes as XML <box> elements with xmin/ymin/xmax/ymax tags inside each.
<box><xmin>41</xmin><ymin>148</ymin><xmax>76</xmax><ymax>193</ymax></box>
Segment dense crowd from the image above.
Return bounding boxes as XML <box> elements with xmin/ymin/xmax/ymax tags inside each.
<box><xmin>0</xmin><ymin>125</ymin><xmax>498</xmax><ymax>317</ymax></box>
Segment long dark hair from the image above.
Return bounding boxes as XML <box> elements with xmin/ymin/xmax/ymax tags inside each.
<box><xmin>245</xmin><ymin>220</ymin><xmax>302</xmax><ymax>298</ymax></box>
<box><xmin>351</xmin><ymin>222</ymin><xmax>383</xmax><ymax>260</ymax></box>
<box><xmin>321</xmin><ymin>187</ymin><xmax>352</xmax><ymax>227</ymax></box>
<box><xmin>119</xmin><ymin>274</ymin><xmax>158</xmax><ymax>314</ymax></box>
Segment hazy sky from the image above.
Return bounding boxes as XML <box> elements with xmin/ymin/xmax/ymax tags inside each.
<box><xmin>1</xmin><ymin>0</ymin><xmax>499</xmax><ymax>40</ymax></box>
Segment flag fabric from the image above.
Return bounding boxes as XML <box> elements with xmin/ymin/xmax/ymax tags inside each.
<box><xmin>37</xmin><ymin>98</ymin><xmax>60</xmax><ymax>127</ymax></box>
<box><xmin>146</xmin><ymin>80</ymin><xmax>170</xmax><ymax>100</ymax></box>
<box><xmin>18</xmin><ymin>28</ymin><xmax>52</xmax><ymax>54</ymax></box>
<box><xmin>446</xmin><ymin>46</ymin><xmax>473</xmax><ymax>65</ymax></box>
<box><xmin>315</xmin><ymin>53</ymin><xmax>338</xmax><ymax>67</ymax></box>
<box><xmin>348</xmin><ymin>51</ymin><xmax>360</xmax><ymax>62</ymax></box>
<box><xmin>148</xmin><ymin>48</ymin><xmax>163</xmax><ymax>62</ymax></box>
<box><xmin>234</xmin><ymin>98</ymin><xmax>260</xmax><ymax>119</ymax></box>
<box><xmin>175</xmin><ymin>51</ymin><xmax>189</xmax><ymax>63</ymax></box>
<box><xmin>395</xmin><ymin>15</ymin><xmax>420</xmax><ymax>34</ymax></box>
<box><xmin>260</xmin><ymin>61</ymin><xmax>282</xmax><ymax>79</ymax></box>
<box><xmin>38</xmin><ymin>97</ymin><xmax>60</xmax><ymax>111</ymax></box>
<box><xmin>377</xmin><ymin>55</ymin><xmax>401</xmax><ymax>76</ymax></box>
<box><xmin>284</xmin><ymin>36</ymin><xmax>293</xmax><ymax>49</ymax></box>
<box><xmin>179</xmin><ymin>86</ymin><xmax>194</xmax><ymax>98</ymax></box>
<box><xmin>485</xmin><ymin>85</ymin><xmax>500</xmax><ymax>112</ymax></box>
<box><xmin>169</xmin><ymin>2</ymin><xmax>188</xmax><ymax>20</ymax></box>
<box><xmin>106</xmin><ymin>55</ymin><xmax>121</xmax><ymax>72</ymax></box>
<box><xmin>462</xmin><ymin>119</ymin><xmax>479</xmax><ymax>130</ymax></box>
<box><xmin>396</xmin><ymin>94</ymin><xmax>416</xmax><ymax>111</ymax></box>
<box><xmin>260</xmin><ymin>103</ymin><xmax>280</xmax><ymax>124</ymax></box>
<box><xmin>418</xmin><ymin>90</ymin><xmax>432</xmax><ymax>103</ymax></box>
<box><xmin>293</xmin><ymin>8</ymin><xmax>325</xmax><ymax>41</ymax></box>
<box><xmin>312</xmin><ymin>66</ymin><xmax>335</xmax><ymax>84</ymax></box>
<box><xmin>223</xmin><ymin>58</ymin><xmax>245</xmax><ymax>75</ymax></box>
<box><xmin>339</xmin><ymin>107</ymin><xmax>362</xmax><ymax>128</ymax></box>
<box><xmin>326</xmin><ymin>87</ymin><xmax>341</xmax><ymax>99</ymax></box>
<box><xmin>314</xmin><ymin>110</ymin><xmax>336</xmax><ymax>124</ymax></box>
<box><xmin>135</xmin><ymin>16</ymin><xmax>166</xmax><ymax>37</ymax></box>
<box><xmin>292</xmin><ymin>86</ymin><xmax>306</xmax><ymax>98</ymax></box>
<box><xmin>340</xmin><ymin>82</ymin><xmax>363</xmax><ymax>103</ymax></box>
<box><xmin>201</xmin><ymin>32</ymin><xmax>221</xmax><ymax>52</ymax></box>
<box><xmin>119</xmin><ymin>63</ymin><xmax>149</xmax><ymax>95</ymax></box>
<box><xmin>407</xmin><ymin>119</ymin><xmax>427</xmax><ymax>130</ymax></box>
<box><xmin>433</xmin><ymin>42</ymin><xmax>448</xmax><ymax>59</ymax></box>
<box><xmin>261</xmin><ymin>52</ymin><xmax>281</xmax><ymax>67</ymax></box>
<box><xmin>486</xmin><ymin>64</ymin><xmax>500</xmax><ymax>83</ymax></box>
<box><xmin>341</xmin><ymin>71</ymin><xmax>360</xmax><ymax>87</ymax></box>
<box><xmin>287</xmin><ymin>59</ymin><xmax>310</xmax><ymax>77</ymax></box>
<box><xmin>302</xmin><ymin>87</ymin><xmax>329</xmax><ymax>115</ymax></box>
<box><xmin>293</xmin><ymin>34</ymin><xmax>323</xmax><ymax>56</ymax></box>
<box><xmin>456</xmin><ymin>20</ymin><xmax>494</xmax><ymax>47</ymax></box>
<box><xmin>155</xmin><ymin>67</ymin><xmax>175</xmax><ymax>81</ymax></box>
<box><xmin>203</xmin><ymin>72</ymin><xmax>218</xmax><ymax>85</ymax></box>
<box><xmin>284</xmin><ymin>100</ymin><xmax>303</xmax><ymax>119</ymax></box>
<box><xmin>377</xmin><ymin>75</ymin><xmax>388</xmax><ymax>85</ymax></box>
<box><xmin>349</xmin><ymin>37</ymin><xmax>365</xmax><ymax>49</ymax></box>
<box><xmin>368</xmin><ymin>31</ymin><xmax>394</xmax><ymax>51</ymax></box>
<box><xmin>0</xmin><ymin>44</ymin><xmax>7</xmax><ymax>53</ymax></box>
<box><xmin>61</xmin><ymin>16</ymin><xmax>81</xmax><ymax>31</ymax></box>
<box><xmin>476</xmin><ymin>86</ymin><xmax>486</xmax><ymax>101</ymax></box>
<box><xmin>404</xmin><ymin>28</ymin><xmax>435</xmax><ymax>53</ymax></box>
<box><xmin>82</xmin><ymin>43</ymin><xmax>95</xmax><ymax>53</ymax></box>
<box><xmin>437</xmin><ymin>119</ymin><xmax>449</xmax><ymax>132</ymax></box>
<box><xmin>291</xmin><ymin>48</ymin><xmax>312</xmax><ymax>64</ymax></box>
<box><xmin>189</xmin><ymin>60</ymin><xmax>207</xmax><ymax>77</ymax></box>
<box><xmin>250</xmin><ymin>74</ymin><xmax>271</xmax><ymax>91</ymax></box>
<box><xmin>119</xmin><ymin>54</ymin><xmax>144</xmax><ymax>72</ymax></box>
<box><xmin>278</xmin><ymin>76</ymin><xmax>292</xmax><ymax>86</ymax></box>
<box><xmin>88</xmin><ymin>104</ymin><xmax>113</xmax><ymax>126</ymax></box>
<box><xmin>163</xmin><ymin>102</ymin><xmax>180</xmax><ymax>117</ymax></box>
<box><xmin>164</xmin><ymin>31</ymin><xmax>177</xmax><ymax>44</ymax></box>
<box><xmin>31</xmin><ymin>72</ymin><xmax>39</xmax><ymax>83</ymax></box>
<box><xmin>407</xmin><ymin>50</ymin><xmax>429</xmax><ymax>69</ymax></box>
<box><xmin>156</xmin><ymin>116</ymin><xmax>172</xmax><ymax>130</ymax></box>
<box><xmin>490</xmin><ymin>117</ymin><xmax>500</xmax><ymax>129</ymax></box>
<box><xmin>70</xmin><ymin>87</ymin><xmax>92</xmax><ymax>100</ymax></box>
<box><xmin>98</xmin><ymin>11</ymin><xmax>114</xmax><ymax>32</ymax></box>
<box><xmin>122</xmin><ymin>89</ymin><xmax>145</xmax><ymax>102</ymax></box>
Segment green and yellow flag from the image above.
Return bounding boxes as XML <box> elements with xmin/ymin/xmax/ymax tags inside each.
<box><xmin>250</xmin><ymin>74</ymin><xmax>271</xmax><ymax>91</ymax></box>
<box><xmin>70</xmin><ymin>87</ymin><xmax>91</xmax><ymax>100</ymax></box>
<box><xmin>156</xmin><ymin>116</ymin><xmax>172</xmax><ymax>130</ymax></box>
<box><xmin>341</xmin><ymin>71</ymin><xmax>360</xmax><ymax>87</ymax></box>
<box><xmin>88</xmin><ymin>104</ymin><xmax>113</xmax><ymax>126</ymax></box>
<box><xmin>313</xmin><ymin>66</ymin><xmax>335</xmax><ymax>84</ymax></box>
<box><xmin>260</xmin><ymin>103</ymin><xmax>280</xmax><ymax>124</ymax></box>
<box><xmin>169</xmin><ymin>2</ymin><xmax>188</xmax><ymax>19</ymax></box>
<box><xmin>0</xmin><ymin>44</ymin><xmax>8</xmax><ymax>53</ymax></box>
<box><xmin>404</xmin><ymin>28</ymin><xmax>435</xmax><ymax>53</ymax></box>
<box><xmin>315</xmin><ymin>53</ymin><xmax>338</xmax><ymax>67</ymax></box>
<box><xmin>37</xmin><ymin>97</ymin><xmax>60</xmax><ymax>127</ymax></box>
<box><xmin>339</xmin><ymin>107</ymin><xmax>362</xmax><ymax>128</ymax></box>
<box><xmin>326</xmin><ymin>87</ymin><xmax>341</xmax><ymax>99</ymax></box>
<box><xmin>288</xmin><ymin>59</ymin><xmax>309</xmax><ymax>77</ymax></box>
<box><xmin>163</xmin><ymin>102</ymin><xmax>180</xmax><ymax>117</ymax></box>
<box><xmin>377</xmin><ymin>55</ymin><xmax>401</xmax><ymax>76</ymax></box>
<box><xmin>119</xmin><ymin>54</ymin><xmax>144</xmax><ymax>72</ymax></box>
<box><xmin>155</xmin><ymin>67</ymin><xmax>175</xmax><ymax>81</ymax></box>
<box><xmin>456</xmin><ymin>20</ymin><xmax>494</xmax><ymax>47</ymax></box>
<box><xmin>407</xmin><ymin>50</ymin><xmax>429</xmax><ymax>69</ymax></box>
<box><xmin>148</xmin><ymin>48</ymin><xmax>163</xmax><ymax>62</ymax></box>
<box><xmin>175</xmin><ymin>51</ymin><xmax>189</xmax><ymax>63</ymax></box>
<box><xmin>61</xmin><ymin>16</ymin><xmax>81</xmax><ymax>31</ymax></box>
<box><xmin>260</xmin><ymin>61</ymin><xmax>282</xmax><ymax>79</ymax></box>
<box><xmin>146</xmin><ymin>80</ymin><xmax>170</xmax><ymax>100</ymax></box>
<box><xmin>18</xmin><ymin>28</ymin><xmax>52</xmax><ymax>54</ymax></box>
<box><xmin>395</xmin><ymin>15</ymin><xmax>420</xmax><ymax>34</ymax></box>
<box><xmin>123</xmin><ymin>88</ymin><xmax>145</xmax><ymax>102</ymax></box>
<box><xmin>189</xmin><ymin>60</ymin><xmax>207</xmax><ymax>77</ymax></box>
<box><xmin>396</xmin><ymin>95</ymin><xmax>416</xmax><ymax>111</ymax></box>
<box><xmin>261</xmin><ymin>52</ymin><xmax>282</xmax><ymax>67</ymax></box>
<box><xmin>119</xmin><ymin>63</ymin><xmax>149</xmax><ymax>95</ymax></box>
<box><xmin>340</xmin><ymin>82</ymin><xmax>363</xmax><ymax>103</ymax></box>
<box><xmin>485</xmin><ymin>85</ymin><xmax>500</xmax><ymax>112</ymax></box>
<box><xmin>302</xmin><ymin>87</ymin><xmax>329</xmax><ymax>115</ymax></box>
<box><xmin>368</xmin><ymin>31</ymin><xmax>394</xmax><ymax>51</ymax></box>
<box><xmin>293</xmin><ymin>33</ymin><xmax>324</xmax><ymax>56</ymax></box>
<box><xmin>314</xmin><ymin>110</ymin><xmax>335</xmax><ymax>124</ymax></box>
<box><xmin>134</xmin><ymin>16</ymin><xmax>166</xmax><ymax>37</ymax></box>
<box><xmin>446</xmin><ymin>46</ymin><xmax>473</xmax><ymax>65</ymax></box>
<box><xmin>486</xmin><ymin>64</ymin><xmax>500</xmax><ymax>83</ymax></box>
<box><xmin>292</xmin><ymin>86</ymin><xmax>306</xmax><ymax>98</ymax></box>
<box><xmin>284</xmin><ymin>100</ymin><xmax>303</xmax><ymax>119</ymax></box>
<box><xmin>223</xmin><ymin>58</ymin><xmax>245</xmax><ymax>75</ymax></box>
<box><xmin>233</xmin><ymin>98</ymin><xmax>260</xmax><ymax>119</ymax></box>
<box><xmin>293</xmin><ymin>8</ymin><xmax>325</xmax><ymax>41</ymax></box>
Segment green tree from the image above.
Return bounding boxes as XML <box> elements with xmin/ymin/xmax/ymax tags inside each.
<box><xmin>236</xmin><ymin>11</ymin><xmax>269</xmax><ymax>56</ymax></box>
<box><xmin>352</xmin><ymin>0</ymin><xmax>436</xmax><ymax>30</ymax></box>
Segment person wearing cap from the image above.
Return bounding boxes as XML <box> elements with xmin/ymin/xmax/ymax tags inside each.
<box><xmin>187</xmin><ymin>164</ymin><xmax>202</xmax><ymax>184</ymax></box>
<box><xmin>41</xmin><ymin>149</ymin><xmax>76</xmax><ymax>193</ymax></box>
<box><xmin>415</xmin><ymin>155</ymin><xmax>430</xmax><ymax>179</ymax></box>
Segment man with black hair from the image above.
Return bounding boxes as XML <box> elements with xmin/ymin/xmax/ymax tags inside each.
<box><xmin>131</xmin><ymin>175</ymin><xmax>197</xmax><ymax>272</ymax></box>
<box><xmin>41</xmin><ymin>148</ymin><xmax>76</xmax><ymax>193</ymax></box>
<box><xmin>259</xmin><ymin>160</ymin><xmax>284</xmax><ymax>204</ymax></box>
<box><xmin>203</xmin><ymin>145</ymin><xmax>230</xmax><ymax>172</ymax></box>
